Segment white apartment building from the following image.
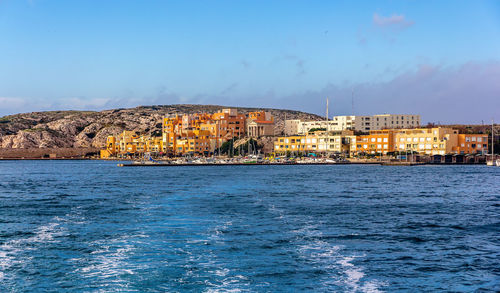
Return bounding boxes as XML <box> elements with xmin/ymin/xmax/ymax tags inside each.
<box><xmin>286</xmin><ymin>114</ymin><xmax>420</xmax><ymax>135</ymax></box>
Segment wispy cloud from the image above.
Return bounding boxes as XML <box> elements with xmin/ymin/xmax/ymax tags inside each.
<box><xmin>2</xmin><ymin>62</ymin><xmax>499</xmax><ymax>124</ymax></box>
<box><xmin>373</xmin><ymin>13</ymin><xmax>414</xmax><ymax>29</ymax></box>
<box><xmin>0</xmin><ymin>97</ymin><xmax>27</xmax><ymax>109</ymax></box>
<box><xmin>269</xmin><ymin>61</ymin><xmax>500</xmax><ymax>124</ymax></box>
<box><xmin>284</xmin><ymin>55</ymin><xmax>306</xmax><ymax>76</ymax></box>
<box><xmin>240</xmin><ymin>60</ymin><xmax>251</xmax><ymax>69</ymax></box>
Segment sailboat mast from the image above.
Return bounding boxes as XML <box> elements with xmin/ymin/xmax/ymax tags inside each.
<box><xmin>326</xmin><ymin>98</ymin><xmax>329</xmax><ymax>121</ymax></box>
<box><xmin>326</xmin><ymin>97</ymin><xmax>329</xmax><ymax>132</ymax></box>
<box><xmin>351</xmin><ymin>89</ymin><xmax>354</xmax><ymax>116</ymax></box>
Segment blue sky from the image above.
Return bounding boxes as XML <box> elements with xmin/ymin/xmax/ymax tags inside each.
<box><xmin>1</xmin><ymin>0</ymin><xmax>499</xmax><ymax>123</ymax></box>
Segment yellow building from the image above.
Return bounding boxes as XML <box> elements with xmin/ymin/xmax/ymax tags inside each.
<box><xmin>394</xmin><ymin>127</ymin><xmax>458</xmax><ymax>155</ymax></box>
<box><xmin>100</xmin><ymin>130</ymin><xmax>164</xmax><ymax>158</ymax></box>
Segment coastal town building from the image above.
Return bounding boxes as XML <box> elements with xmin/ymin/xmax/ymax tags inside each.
<box><xmin>274</xmin><ymin>130</ymin><xmax>356</xmax><ymax>155</ymax></box>
<box><xmin>393</xmin><ymin>127</ymin><xmax>459</xmax><ymax>155</ymax></box>
<box><xmin>100</xmin><ymin>109</ymin><xmax>488</xmax><ymax>159</ymax></box>
<box><xmin>284</xmin><ymin>119</ymin><xmax>301</xmax><ymax>136</ymax></box>
<box><xmin>100</xmin><ymin>130</ymin><xmax>163</xmax><ymax>158</ymax></box>
<box><xmin>274</xmin><ymin>127</ymin><xmax>488</xmax><ymax>157</ymax></box>
<box><xmin>100</xmin><ymin>108</ymin><xmax>275</xmax><ymax>158</ymax></box>
<box><xmin>161</xmin><ymin>109</ymin><xmax>247</xmax><ymax>155</ymax></box>
<box><xmin>246</xmin><ymin>111</ymin><xmax>275</xmax><ymax>137</ymax></box>
<box><xmin>286</xmin><ymin>114</ymin><xmax>421</xmax><ymax>135</ymax></box>
<box><xmin>353</xmin><ymin>130</ymin><xmax>396</xmax><ymax>155</ymax></box>
<box><xmin>454</xmin><ymin>134</ymin><xmax>489</xmax><ymax>155</ymax></box>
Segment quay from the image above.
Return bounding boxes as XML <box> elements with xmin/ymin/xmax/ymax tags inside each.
<box><xmin>116</xmin><ymin>160</ymin><xmax>482</xmax><ymax>167</ymax></box>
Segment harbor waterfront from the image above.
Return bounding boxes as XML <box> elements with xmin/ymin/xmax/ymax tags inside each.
<box><xmin>1</xmin><ymin>160</ymin><xmax>499</xmax><ymax>292</ymax></box>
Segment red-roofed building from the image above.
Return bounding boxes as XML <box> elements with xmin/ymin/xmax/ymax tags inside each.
<box><xmin>247</xmin><ymin>111</ymin><xmax>275</xmax><ymax>137</ymax></box>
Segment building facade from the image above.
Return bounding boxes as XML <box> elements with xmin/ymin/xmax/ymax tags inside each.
<box><xmin>274</xmin><ymin>127</ymin><xmax>487</xmax><ymax>157</ymax></box>
<box><xmin>246</xmin><ymin>111</ymin><xmax>275</xmax><ymax>137</ymax></box>
<box><xmin>394</xmin><ymin>127</ymin><xmax>458</xmax><ymax>155</ymax></box>
<box><xmin>286</xmin><ymin>114</ymin><xmax>421</xmax><ymax>135</ymax></box>
<box><xmin>274</xmin><ymin>131</ymin><xmax>356</xmax><ymax>155</ymax></box>
<box><xmin>353</xmin><ymin>130</ymin><xmax>396</xmax><ymax>155</ymax></box>
<box><xmin>453</xmin><ymin>134</ymin><xmax>489</xmax><ymax>155</ymax></box>
<box><xmin>101</xmin><ymin>108</ymin><xmax>275</xmax><ymax>158</ymax></box>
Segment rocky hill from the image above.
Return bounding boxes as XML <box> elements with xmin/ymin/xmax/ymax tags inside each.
<box><xmin>0</xmin><ymin>105</ymin><xmax>322</xmax><ymax>149</ymax></box>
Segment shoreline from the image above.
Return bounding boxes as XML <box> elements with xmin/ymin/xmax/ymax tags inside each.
<box><xmin>0</xmin><ymin>158</ymin><xmax>490</xmax><ymax>166</ymax></box>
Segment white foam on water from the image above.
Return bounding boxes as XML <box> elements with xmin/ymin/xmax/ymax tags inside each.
<box><xmin>360</xmin><ymin>280</ymin><xmax>388</xmax><ymax>293</ymax></box>
<box><xmin>198</xmin><ymin>221</ymin><xmax>250</xmax><ymax>293</ymax></box>
<box><xmin>208</xmin><ymin>221</ymin><xmax>233</xmax><ymax>242</ymax></box>
<box><xmin>0</xmin><ymin>217</ymin><xmax>66</xmax><ymax>280</ymax></box>
<box><xmin>291</xmin><ymin>219</ymin><xmax>386</xmax><ymax>292</ymax></box>
<box><xmin>73</xmin><ymin>234</ymin><xmax>148</xmax><ymax>289</ymax></box>
<box><xmin>215</xmin><ymin>268</ymin><xmax>230</xmax><ymax>277</ymax></box>
<box><xmin>204</xmin><ymin>274</ymin><xmax>248</xmax><ymax>293</ymax></box>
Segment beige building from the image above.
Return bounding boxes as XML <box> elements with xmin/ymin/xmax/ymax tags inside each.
<box><xmin>274</xmin><ymin>131</ymin><xmax>355</xmax><ymax>154</ymax></box>
<box><xmin>372</xmin><ymin>114</ymin><xmax>420</xmax><ymax>129</ymax></box>
<box><xmin>394</xmin><ymin>127</ymin><xmax>458</xmax><ymax>155</ymax></box>
<box><xmin>247</xmin><ymin>120</ymin><xmax>275</xmax><ymax>137</ymax></box>
<box><xmin>247</xmin><ymin>111</ymin><xmax>275</xmax><ymax>137</ymax></box>
<box><xmin>284</xmin><ymin>119</ymin><xmax>301</xmax><ymax>136</ymax></box>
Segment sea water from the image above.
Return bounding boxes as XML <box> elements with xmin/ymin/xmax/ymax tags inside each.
<box><xmin>0</xmin><ymin>160</ymin><xmax>499</xmax><ymax>292</ymax></box>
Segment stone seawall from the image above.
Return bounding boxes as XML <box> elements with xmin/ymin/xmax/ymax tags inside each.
<box><xmin>0</xmin><ymin>148</ymin><xmax>99</xmax><ymax>159</ymax></box>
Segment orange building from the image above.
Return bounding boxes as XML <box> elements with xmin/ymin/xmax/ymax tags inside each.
<box><xmin>211</xmin><ymin>109</ymin><xmax>246</xmax><ymax>139</ymax></box>
<box><xmin>353</xmin><ymin>130</ymin><xmax>395</xmax><ymax>155</ymax></box>
<box><xmin>453</xmin><ymin>134</ymin><xmax>489</xmax><ymax>154</ymax></box>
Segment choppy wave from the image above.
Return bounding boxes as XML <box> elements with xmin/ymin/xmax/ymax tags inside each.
<box><xmin>0</xmin><ymin>161</ymin><xmax>499</xmax><ymax>291</ymax></box>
